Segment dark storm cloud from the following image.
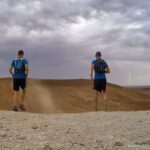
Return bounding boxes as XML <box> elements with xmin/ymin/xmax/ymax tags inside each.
<box><xmin>0</xmin><ymin>0</ymin><xmax>150</xmax><ymax>85</ymax></box>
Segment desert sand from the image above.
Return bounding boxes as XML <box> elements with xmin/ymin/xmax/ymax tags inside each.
<box><xmin>0</xmin><ymin>78</ymin><xmax>150</xmax><ymax>150</ymax></box>
<box><xmin>0</xmin><ymin>78</ymin><xmax>150</xmax><ymax>113</ymax></box>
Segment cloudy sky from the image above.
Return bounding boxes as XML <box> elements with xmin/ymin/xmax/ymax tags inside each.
<box><xmin>0</xmin><ymin>0</ymin><xmax>150</xmax><ymax>86</ymax></box>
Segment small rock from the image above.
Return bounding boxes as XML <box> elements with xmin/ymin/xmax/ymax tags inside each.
<box><xmin>114</xmin><ymin>141</ymin><xmax>124</xmax><ymax>147</ymax></box>
<box><xmin>66</xmin><ymin>128</ymin><xmax>71</xmax><ymax>134</ymax></box>
<box><xmin>4</xmin><ymin>128</ymin><xmax>10</xmax><ymax>131</ymax></box>
<box><xmin>144</xmin><ymin>140</ymin><xmax>150</xmax><ymax>145</ymax></box>
<box><xmin>137</xmin><ymin>120</ymin><xmax>142</xmax><ymax>122</ymax></box>
<box><xmin>17</xmin><ymin>136</ymin><xmax>26</xmax><ymax>140</ymax></box>
<box><xmin>32</xmin><ymin>125</ymin><xmax>38</xmax><ymax>129</ymax></box>
<box><xmin>0</xmin><ymin>131</ymin><xmax>7</xmax><ymax>137</ymax></box>
<box><xmin>43</xmin><ymin>145</ymin><xmax>52</xmax><ymax>150</ymax></box>
<box><xmin>44</xmin><ymin>125</ymin><xmax>48</xmax><ymax>128</ymax></box>
<box><xmin>101</xmin><ymin>144</ymin><xmax>104</xmax><ymax>149</ymax></box>
<box><xmin>79</xmin><ymin>143</ymin><xmax>85</xmax><ymax>146</ymax></box>
<box><xmin>136</xmin><ymin>140</ymin><xmax>150</xmax><ymax>145</ymax></box>
<box><xmin>1</xmin><ymin>117</ymin><xmax>5</xmax><ymax>120</ymax></box>
<box><xmin>135</xmin><ymin>142</ymin><xmax>143</xmax><ymax>145</ymax></box>
<box><xmin>1</xmin><ymin>133</ymin><xmax>7</xmax><ymax>137</ymax></box>
<box><xmin>72</xmin><ymin>142</ymin><xmax>78</xmax><ymax>145</ymax></box>
<box><xmin>96</xmin><ymin>140</ymin><xmax>103</xmax><ymax>145</ymax></box>
<box><xmin>94</xmin><ymin>146</ymin><xmax>99</xmax><ymax>149</ymax></box>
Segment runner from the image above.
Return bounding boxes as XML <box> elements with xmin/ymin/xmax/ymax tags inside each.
<box><xmin>9</xmin><ymin>50</ymin><xmax>29</xmax><ymax>112</ymax></box>
<box><xmin>91</xmin><ymin>51</ymin><xmax>110</xmax><ymax>111</ymax></box>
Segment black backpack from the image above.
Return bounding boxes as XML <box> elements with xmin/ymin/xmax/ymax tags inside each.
<box><xmin>14</xmin><ymin>59</ymin><xmax>25</xmax><ymax>74</ymax></box>
<box><xmin>94</xmin><ymin>59</ymin><xmax>105</xmax><ymax>73</ymax></box>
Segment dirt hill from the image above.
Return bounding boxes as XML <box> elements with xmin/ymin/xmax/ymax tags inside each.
<box><xmin>0</xmin><ymin>78</ymin><xmax>150</xmax><ymax>114</ymax></box>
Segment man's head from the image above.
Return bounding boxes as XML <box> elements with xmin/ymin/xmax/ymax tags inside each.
<box><xmin>95</xmin><ymin>51</ymin><xmax>101</xmax><ymax>60</ymax></box>
<box><xmin>18</xmin><ymin>50</ymin><xmax>24</xmax><ymax>58</ymax></box>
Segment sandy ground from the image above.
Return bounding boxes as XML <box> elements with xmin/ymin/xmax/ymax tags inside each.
<box><xmin>0</xmin><ymin>78</ymin><xmax>150</xmax><ymax>114</ymax></box>
<box><xmin>0</xmin><ymin>110</ymin><xmax>150</xmax><ymax>150</ymax></box>
<box><xmin>0</xmin><ymin>78</ymin><xmax>150</xmax><ymax>150</ymax></box>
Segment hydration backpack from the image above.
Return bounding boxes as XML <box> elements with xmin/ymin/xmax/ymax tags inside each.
<box><xmin>14</xmin><ymin>58</ymin><xmax>25</xmax><ymax>73</ymax></box>
<box><xmin>94</xmin><ymin>59</ymin><xmax>106</xmax><ymax>73</ymax></box>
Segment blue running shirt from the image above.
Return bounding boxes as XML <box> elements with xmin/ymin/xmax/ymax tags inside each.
<box><xmin>92</xmin><ymin>59</ymin><xmax>108</xmax><ymax>80</ymax></box>
<box><xmin>11</xmin><ymin>58</ymin><xmax>28</xmax><ymax>79</ymax></box>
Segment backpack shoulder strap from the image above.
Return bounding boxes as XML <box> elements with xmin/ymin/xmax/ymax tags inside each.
<box><xmin>14</xmin><ymin>58</ymin><xmax>24</xmax><ymax>68</ymax></box>
<box><xmin>14</xmin><ymin>58</ymin><xmax>18</xmax><ymax>67</ymax></box>
<box><xmin>100</xmin><ymin>59</ymin><xmax>105</xmax><ymax>64</ymax></box>
<box><xmin>21</xmin><ymin>58</ymin><xmax>26</xmax><ymax>66</ymax></box>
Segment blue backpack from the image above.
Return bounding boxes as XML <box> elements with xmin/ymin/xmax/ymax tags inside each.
<box><xmin>14</xmin><ymin>58</ymin><xmax>25</xmax><ymax>74</ymax></box>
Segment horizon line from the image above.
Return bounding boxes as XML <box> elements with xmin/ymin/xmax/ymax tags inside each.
<box><xmin>0</xmin><ymin>77</ymin><xmax>150</xmax><ymax>87</ymax></box>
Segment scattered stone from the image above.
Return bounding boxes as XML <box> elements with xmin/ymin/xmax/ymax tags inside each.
<box><xmin>0</xmin><ymin>110</ymin><xmax>149</xmax><ymax>150</ymax></box>
<box><xmin>43</xmin><ymin>145</ymin><xmax>53</xmax><ymax>150</ymax></box>
<box><xmin>1</xmin><ymin>133</ymin><xmax>7</xmax><ymax>137</ymax></box>
<box><xmin>72</xmin><ymin>142</ymin><xmax>78</xmax><ymax>146</ymax></box>
<box><xmin>94</xmin><ymin>146</ymin><xmax>99</xmax><ymax>149</ymax></box>
<box><xmin>101</xmin><ymin>144</ymin><xmax>104</xmax><ymax>149</ymax></box>
<box><xmin>96</xmin><ymin>140</ymin><xmax>103</xmax><ymax>145</ymax></box>
<box><xmin>66</xmin><ymin>128</ymin><xmax>71</xmax><ymax>134</ymax></box>
<box><xmin>44</xmin><ymin>125</ymin><xmax>48</xmax><ymax>128</ymax></box>
<box><xmin>17</xmin><ymin>136</ymin><xmax>26</xmax><ymax>140</ymax></box>
<box><xmin>32</xmin><ymin>125</ymin><xmax>38</xmax><ymax>130</ymax></box>
<box><xmin>137</xmin><ymin>120</ymin><xmax>143</xmax><ymax>123</ymax></box>
<box><xmin>135</xmin><ymin>142</ymin><xmax>143</xmax><ymax>145</ymax></box>
<box><xmin>135</xmin><ymin>140</ymin><xmax>150</xmax><ymax>145</ymax></box>
<box><xmin>1</xmin><ymin>117</ymin><xmax>5</xmax><ymax>120</ymax></box>
<box><xmin>114</xmin><ymin>141</ymin><xmax>124</xmax><ymax>147</ymax></box>
<box><xmin>4</xmin><ymin>128</ymin><xmax>10</xmax><ymax>131</ymax></box>
<box><xmin>79</xmin><ymin>143</ymin><xmax>85</xmax><ymax>147</ymax></box>
<box><xmin>144</xmin><ymin>140</ymin><xmax>150</xmax><ymax>145</ymax></box>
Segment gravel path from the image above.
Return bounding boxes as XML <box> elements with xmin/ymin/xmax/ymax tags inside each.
<box><xmin>0</xmin><ymin>111</ymin><xmax>150</xmax><ymax>150</ymax></box>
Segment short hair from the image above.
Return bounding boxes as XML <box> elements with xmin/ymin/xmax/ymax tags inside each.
<box><xmin>18</xmin><ymin>50</ymin><xmax>24</xmax><ymax>56</ymax></box>
<box><xmin>95</xmin><ymin>51</ymin><xmax>101</xmax><ymax>57</ymax></box>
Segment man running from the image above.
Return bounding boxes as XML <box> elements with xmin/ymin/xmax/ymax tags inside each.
<box><xmin>9</xmin><ymin>50</ymin><xmax>29</xmax><ymax>112</ymax></box>
<box><xmin>91</xmin><ymin>51</ymin><xmax>110</xmax><ymax>111</ymax></box>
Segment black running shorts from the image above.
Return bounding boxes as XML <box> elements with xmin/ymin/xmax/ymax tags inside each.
<box><xmin>93</xmin><ymin>79</ymin><xmax>107</xmax><ymax>92</ymax></box>
<box><xmin>13</xmin><ymin>79</ymin><xmax>26</xmax><ymax>91</ymax></box>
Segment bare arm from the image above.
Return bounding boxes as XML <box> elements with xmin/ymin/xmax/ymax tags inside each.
<box><xmin>9</xmin><ymin>66</ymin><xmax>14</xmax><ymax>77</ymax></box>
<box><xmin>105</xmin><ymin>66</ymin><xmax>110</xmax><ymax>73</ymax></box>
<box><xmin>25</xmin><ymin>64</ymin><xmax>29</xmax><ymax>79</ymax></box>
<box><xmin>90</xmin><ymin>64</ymin><xmax>94</xmax><ymax>80</ymax></box>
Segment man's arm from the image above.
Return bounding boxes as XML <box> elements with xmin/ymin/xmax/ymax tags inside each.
<box><xmin>25</xmin><ymin>64</ymin><xmax>29</xmax><ymax>79</ymax></box>
<box><xmin>90</xmin><ymin>64</ymin><xmax>94</xmax><ymax>80</ymax></box>
<box><xmin>9</xmin><ymin>66</ymin><xmax>14</xmax><ymax>77</ymax></box>
<box><xmin>105</xmin><ymin>66</ymin><xmax>110</xmax><ymax>73</ymax></box>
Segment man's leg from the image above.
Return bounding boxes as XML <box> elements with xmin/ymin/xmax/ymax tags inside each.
<box><xmin>101</xmin><ymin>79</ymin><xmax>108</xmax><ymax>111</ymax></box>
<box><xmin>101</xmin><ymin>91</ymin><xmax>108</xmax><ymax>111</ymax></box>
<box><xmin>19</xmin><ymin>89</ymin><xmax>26</xmax><ymax>111</ymax></box>
<box><xmin>19</xmin><ymin>79</ymin><xmax>27</xmax><ymax>111</ymax></box>
<box><xmin>12</xmin><ymin>79</ymin><xmax>19</xmax><ymax>111</ymax></box>
<box><xmin>12</xmin><ymin>91</ymin><xmax>19</xmax><ymax>111</ymax></box>
<box><xmin>95</xmin><ymin>91</ymin><xmax>99</xmax><ymax>111</ymax></box>
<box><xmin>98</xmin><ymin>91</ymin><xmax>104</xmax><ymax>110</ymax></box>
<box><xmin>101</xmin><ymin>91</ymin><xmax>107</xmax><ymax>100</ymax></box>
<box><xmin>13</xmin><ymin>91</ymin><xmax>19</xmax><ymax>106</ymax></box>
<box><xmin>21</xmin><ymin>89</ymin><xmax>26</xmax><ymax>105</ymax></box>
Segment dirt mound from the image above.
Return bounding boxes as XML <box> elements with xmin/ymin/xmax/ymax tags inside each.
<box><xmin>0</xmin><ymin>78</ymin><xmax>150</xmax><ymax>114</ymax></box>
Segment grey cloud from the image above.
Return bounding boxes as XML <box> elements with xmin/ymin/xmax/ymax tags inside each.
<box><xmin>0</xmin><ymin>0</ymin><xmax>150</xmax><ymax>85</ymax></box>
